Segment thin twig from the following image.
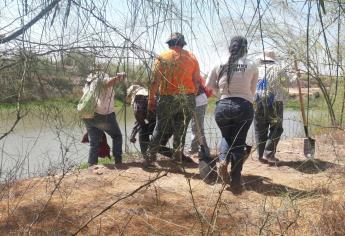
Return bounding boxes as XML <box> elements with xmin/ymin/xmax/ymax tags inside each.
<box><xmin>72</xmin><ymin>172</ymin><xmax>167</xmax><ymax>235</ymax></box>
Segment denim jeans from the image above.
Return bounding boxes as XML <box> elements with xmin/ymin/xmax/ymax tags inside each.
<box><xmin>254</xmin><ymin>101</ymin><xmax>284</xmax><ymax>158</ymax></box>
<box><xmin>147</xmin><ymin>94</ymin><xmax>195</xmax><ymax>160</ymax></box>
<box><xmin>190</xmin><ymin>104</ymin><xmax>210</xmax><ymax>157</ymax></box>
<box><xmin>83</xmin><ymin>112</ymin><xmax>122</xmax><ymax>165</ymax></box>
<box><xmin>215</xmin><ymin>97</ymin><xmax>254</xmax><ymax>178</ymax></box>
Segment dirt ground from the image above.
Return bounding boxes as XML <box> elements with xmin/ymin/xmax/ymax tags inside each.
<box><xmin>0</xmin><ymin>131</ymin><xmax>345</xmax><ymax>235</ymax></box>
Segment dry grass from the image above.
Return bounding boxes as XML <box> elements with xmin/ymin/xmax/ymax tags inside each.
<box><xmin>0</xmin><ymin>131</ymin><xmax>345</xmax><ymax>235</ymax></box>
<box><xmin>318</xmin><ymin>199</ymin><xmax>345</xmax><ymax>236</ymax></box>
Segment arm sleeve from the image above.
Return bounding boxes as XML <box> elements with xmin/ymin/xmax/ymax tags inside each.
<box><xmin>206</xmin><ymin>65</ymin><xmax>219</xmax><ymax>93</ymax></box>
<box><xmin>148</xmin><ymin>59</ymin><xmax>161</xmax><ymax>104</ymax></box>
<box><xmin>200</xmin><ymin>77</ymin><xmax>213</xmax><ymax>97</ymax></box>
<box><xmin>130</xmin><ymin>121</ymin><xmax>141</xmax><ymax>140</ymax></box>
<box><xmin>192</xmin><ymin>57</ymin><xmax>201</xmax><ymax>93</ymax></box>
<box><xmin>104</xmin><ymin>73</ymin><xmax>123</xmax><ymax>88</ymax></box>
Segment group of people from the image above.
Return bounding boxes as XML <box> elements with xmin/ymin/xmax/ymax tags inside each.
<box><xmin>79</xmin><ymin>32</ymin><xmax>289</xmax><ymax>193</ymax></box>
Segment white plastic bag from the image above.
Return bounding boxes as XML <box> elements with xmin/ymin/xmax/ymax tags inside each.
<box><xmin>77</xmin><ymin>74</ymin><xmax>103</xmax><ymax>119</ymax></box>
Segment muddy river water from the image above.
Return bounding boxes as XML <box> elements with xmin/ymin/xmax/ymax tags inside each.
<box><xmin>0</xmin><ymin>106</ymin><xmax>304</xmax><ymax>179</ymax></box>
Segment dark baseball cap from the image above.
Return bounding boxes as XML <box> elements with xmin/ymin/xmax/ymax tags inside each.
<box><xmin>166</xmin><ymin>32</ymin><xmax>187</xmax><ymax>46</ymax></box>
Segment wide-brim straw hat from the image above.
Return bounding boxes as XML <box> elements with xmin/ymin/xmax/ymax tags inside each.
<box><xmin>259</xmin><ymin>51</ymin><xmax>277</xmax><ymax>61</ymax></box>
<box><xmin>127</xmin><ymin>85</ymin><xmax>148</xmax><ymax>97</ymax></box>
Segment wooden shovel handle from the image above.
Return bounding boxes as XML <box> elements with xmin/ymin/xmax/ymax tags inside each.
<box><xmin>293</xmin><ymin>59</ymin><xmax>309</xmax><ymax>136</ymax></box>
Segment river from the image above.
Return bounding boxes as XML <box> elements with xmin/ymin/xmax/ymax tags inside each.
<box><xmin>0</xmin><ymin>105</ymin><xmax>304</xmax><ymax>180</ymax></box>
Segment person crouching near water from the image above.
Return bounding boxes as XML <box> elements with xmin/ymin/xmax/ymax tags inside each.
<box><xmin>206</xmin><ymin>36</ymin><xmax>258</xmax><ymax>193</ymax></box>
<box><xmin>82</xmin><ymin>66</ymin><xmax>126</xmax><ymax>167</ymax></box>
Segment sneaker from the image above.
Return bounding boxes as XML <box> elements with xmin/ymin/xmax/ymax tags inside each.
<box><xmin>218</xmin><ymin>161</ymin><xmax>229</xmax><ymax>184</ymax></box>
<box><xmin>262</xmin><ymin>156</ymin><xmax>279</xmax><ymax>164</ymax></box>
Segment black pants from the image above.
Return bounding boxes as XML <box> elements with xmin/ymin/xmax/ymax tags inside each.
<box><xmin>138</xmin><ymin>117</ymin><xmax>176</xmax><ymax>158</ymax></box>
<box><xmin>254</xmin><ymin>101</ymin><xmax>284</xmax><ymax>159</ymax></box>
<box><xmin>130</xmin><ymin>96</ymin><xmax>182</xmax><ymax>158</ymax></box>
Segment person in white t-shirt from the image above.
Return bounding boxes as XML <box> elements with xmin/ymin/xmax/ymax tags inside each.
<box><xmin>82</xmin><ymin>68</ymin><xmax>125</xmax><ymax>166</ymax></box>
<box><xmin>189</xmin><ymin>76</ymin><xmax>212</xmax><ymax>159</ymax></box>
<box><xmin>206</xmin><ymin>36</ymin><xmax>258</xmax><ymax>193</ymax></box>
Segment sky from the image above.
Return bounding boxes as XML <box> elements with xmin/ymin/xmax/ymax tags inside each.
<box><xmin>0</xmin><ymin>0</ymin><xmax>342</xmax><ymax>75</ymax></box>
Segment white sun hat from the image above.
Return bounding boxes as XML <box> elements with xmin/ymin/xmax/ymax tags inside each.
<box><xmin>259</xmin><ymin>51</ymin><xmax>277</xmax><ymax>62</ymax></box>
<box><xmin>126</xmin><ymin>85</ymin><xmax>149</xmax><ymax>105</ymax></box>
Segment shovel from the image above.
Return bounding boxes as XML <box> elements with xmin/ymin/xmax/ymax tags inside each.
<box><xmin>192</xmin><ymin>111</ymin><xmax>217</xmax><ymax>183</ymax></box>
<box><xmin>293</xmin><ymin>60</ymin><xmax>316</xmax><ymax>158</ymax></box>
<box><xmin>198</xmin><ymin>145</ymin><xmax>217</xmax><ymax>183</ymax></box>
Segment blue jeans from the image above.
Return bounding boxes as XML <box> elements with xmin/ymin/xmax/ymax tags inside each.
<box><xmin>83</xmin><ymin>112</ymin><xmax>122</xmax><ymax>165</ymax></box>
<box><xmin>215</xmin><ymin>97</ymin><xmax>254</xmax><ymax>178</ymax></box>
<box><xmin>147</xmin><ymin>94</ymin><xmax>195</xmax><ymax>160</ymax></box>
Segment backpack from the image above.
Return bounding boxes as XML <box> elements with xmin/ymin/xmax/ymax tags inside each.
<box><xmin>255</xmin><ymin>66</ymin><xmax>275</xmax><ymax>107</ymax></box>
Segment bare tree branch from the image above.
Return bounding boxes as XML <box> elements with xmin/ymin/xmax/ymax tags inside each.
<box><xmin>0</xmin><ymin>0</ymin><xmax>62</xmax><ymax>44</ymax></box>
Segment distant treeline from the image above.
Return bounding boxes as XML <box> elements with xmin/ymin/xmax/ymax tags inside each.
<box><xmin>0</xmin><ymin>50</ymin><xmax>152</xmax><ymax>103</ymax></box>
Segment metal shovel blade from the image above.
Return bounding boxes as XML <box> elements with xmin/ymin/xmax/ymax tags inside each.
<box><xmin>198</xmin><ymin>145</ymin><xmax>217</xmax><ymax>183</ymax></box>
<box><xmin>198</xmin><ymin>159</ymin><xmax>217</xmax><ymax>184</ymax></box>
<box><xmin>304</xmin><ymin>137</ymin><xmax>315</xmax><ymax>158</ymax></box>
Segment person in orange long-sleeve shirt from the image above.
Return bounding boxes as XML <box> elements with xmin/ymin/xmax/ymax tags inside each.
<box><xmin>145</xmin><ymin>32</ymin><xmax>200</xmax><ymax>167</ymax></box>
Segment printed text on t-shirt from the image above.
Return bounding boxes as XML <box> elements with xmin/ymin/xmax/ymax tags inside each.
<box><xmin>232</xmin><ymin>64</ymin><xmax>247</xmax><ymax>72</ymax></box>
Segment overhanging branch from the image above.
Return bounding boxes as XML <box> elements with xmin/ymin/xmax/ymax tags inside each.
<box><xmin>0</xmin><ymin>0</ymin><xmax>62</xmax><ymax>44</ymax></box>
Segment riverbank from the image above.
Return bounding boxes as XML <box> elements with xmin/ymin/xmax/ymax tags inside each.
<box><xmin>1</xmin><ymin>131</ymin><xmax>344</xmax><ymax>235</ymax></box>
<box><xmin>0</xmin><ymin>97</ymin><xmax>125</xmax><ymax>110</ymax></box>
<box><xmin>0</xmin><ymin>86</ymin><xmax>324</xmax><ymax>119</ymax></box>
